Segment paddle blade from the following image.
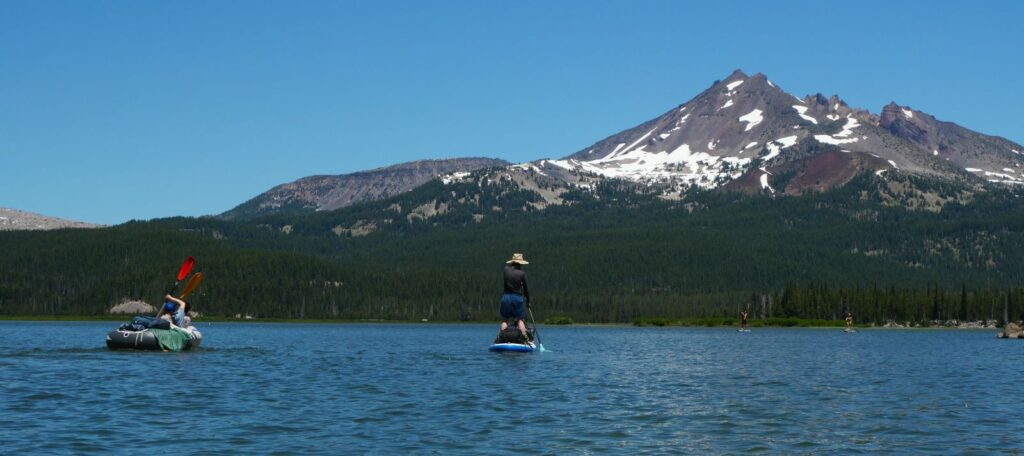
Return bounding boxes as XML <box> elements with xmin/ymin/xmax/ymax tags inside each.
<box><xmin>179</xmin><ymin>272</ymin><xmax>204</xmax><ymax>298</ymax></box>
<box><xmin>177</xmin><ymin>257</ymin><xmax>196</xmax><ymax>281</ymax></box>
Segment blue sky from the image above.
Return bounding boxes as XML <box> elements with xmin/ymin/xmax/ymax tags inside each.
<box><xmin>2</xmin><ymin>0</ymin><xmax>1022</xmax><ymax>224</ymax></box>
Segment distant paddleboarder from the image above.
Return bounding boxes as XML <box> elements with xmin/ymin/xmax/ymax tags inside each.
<box><xmin>740</xmin><ymin>308</ymin><xmax>749</xmax><ymax>331</ymax></box>
<box><xmin>500</xmin><ymin>253</ymin><xmax>531</xmax><ymax>341</ymax></box>
<box><xmin>845</xmin><ymin>312</ymin><xmax>854</xmax><ymax>331</ymax></box>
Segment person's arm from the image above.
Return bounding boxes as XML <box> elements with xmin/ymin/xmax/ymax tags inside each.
<box><xmin>165</xmin><ymin>294</ymin><xmax>185</xmax><ymax>308</ymax></box>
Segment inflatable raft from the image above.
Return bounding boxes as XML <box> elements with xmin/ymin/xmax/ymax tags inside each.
<box><xmin>105</xmin><ymin>328</ymin><xmax>203</xmax><ymax>351</ymax></box>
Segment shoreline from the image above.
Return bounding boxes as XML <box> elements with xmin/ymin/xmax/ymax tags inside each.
<box><xmin>0</xmin><ymin>315</ymin><xmax>1008</xmax><ymax>330</ymax></box>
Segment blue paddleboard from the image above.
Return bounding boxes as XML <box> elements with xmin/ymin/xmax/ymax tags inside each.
<box><xmin>489</xmin><ymin>342</ymin><xmax>535</xmax><ymax>352</ymax></box>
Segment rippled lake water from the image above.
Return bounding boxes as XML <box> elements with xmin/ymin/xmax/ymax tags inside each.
<box><xmin>0</xmin><ymin>321</ymin><xmax>1020</xmax><ymax>454</ymax></box>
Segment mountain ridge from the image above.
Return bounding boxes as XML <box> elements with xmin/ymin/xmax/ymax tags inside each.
<box><xmin>220</xmin><ymin>157</ymin><xmax>509</xmax><ymax>220</ymax></box>
<box><xmin>223</xmin><ymin>70</ymin><xmax>1023</xmax><ymax>222</ymax></box>
<box><xmin>0</xmin><ymin>207</ymin><xmax>103</xmax><ymax>231</ymax></box>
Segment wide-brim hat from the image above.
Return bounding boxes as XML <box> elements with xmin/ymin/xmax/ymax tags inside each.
<box><xmin>506</xmin><ymin>253</ymin><xmax>529</xmax><ymax>265</ymax></box>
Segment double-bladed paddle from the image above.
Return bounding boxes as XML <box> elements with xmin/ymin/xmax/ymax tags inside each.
<box><xmin>170</xmin><ymin>257</ymin><xmax>195</xmax><ymax>294</ymax></box>
<box><xmin>157</xmin><ymin>257</ymin><xmax>195</xmax><ymax>317</ymax></box>
<box><xmin>179</xmin><ymin>272</ymin><xmax>204</xmax><ymax>299</ymax></box>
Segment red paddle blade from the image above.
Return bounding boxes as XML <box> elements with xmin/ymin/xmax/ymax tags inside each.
<box><xmin>180</xmin><ymin>272</ymin><xmax>204</xmax><ymax>299</ymax></box>
<box><xmin>177</xmin><ymin>257</ymin><xmax>195</xmax><ymax>281</ymax></box>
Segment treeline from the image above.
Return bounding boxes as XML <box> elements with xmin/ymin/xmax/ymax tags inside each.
<box><xmin>1</xmin><ymin>173</ymin><xmax>1023</xmax><ymax>323</ymax></box>
<box><xmin>0</xmin><ymin>224</ymin><xmax>352</xmax><ymax>318</ymax></box>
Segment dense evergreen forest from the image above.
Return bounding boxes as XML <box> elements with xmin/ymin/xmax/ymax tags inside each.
<box><xmin>1</xmin><ymin>172</ymin><xmax>1022</xmax><ymax>324</ymax></box>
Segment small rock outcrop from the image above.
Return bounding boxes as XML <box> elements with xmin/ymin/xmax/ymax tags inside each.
<box><xmin>998</xmin><ymin>322</ymin><xmax>1022</xmax><ymax>339</ymax></box>
<box><xmin>108</xmin><ymin>300</ymin><xmax>156</xmax><ymax>315</ymax></box>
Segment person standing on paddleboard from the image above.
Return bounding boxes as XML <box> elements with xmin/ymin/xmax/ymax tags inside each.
<box><xmin>501</xmin><ymin>253</ymin><xmax>531</xmax><ymax>341</ymax></box>
<box><xmin>741</xmin><ymin>308</ymin><xmax>749</xmax><ymax>331</ymax></box>
<box><xmin>845</xmin><ymin>312</ymin><xmax>854</xmax><ymax>330</ymax></box>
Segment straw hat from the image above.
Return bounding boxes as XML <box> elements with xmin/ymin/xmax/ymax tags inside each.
<box><xmin>506</xmin><ymin>253</ymin><xmax>529</xmax><ymax>265</ymax></box>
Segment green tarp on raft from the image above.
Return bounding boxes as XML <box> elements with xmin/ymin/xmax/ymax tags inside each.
<box><xmin>148</xmin><ymin>328</ymin><xmax>193</xmax><ymax>351</ymax></box>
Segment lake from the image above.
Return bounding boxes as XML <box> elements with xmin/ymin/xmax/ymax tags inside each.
<box><xmin>0</xmin><ymin>321</ymin><xmax>1019</xmax><ymax>454</ymax></box>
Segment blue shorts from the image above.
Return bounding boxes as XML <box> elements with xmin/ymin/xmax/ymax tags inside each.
<box><xmin>500</xmin><ymin>293</ymin><xmax>525</xmax><ymax>320</ymax></box>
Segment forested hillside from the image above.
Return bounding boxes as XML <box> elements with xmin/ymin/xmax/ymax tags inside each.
<box><xmin>1</xmin><ymin>173</ymin><xmax>1022</xmax><ymax>324</ymax></box>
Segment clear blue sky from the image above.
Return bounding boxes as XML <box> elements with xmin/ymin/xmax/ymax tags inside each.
<box><xmin>2</xmin><ymin>0</ymin><xmax>1021</xmax><ymax>224</ymax></box>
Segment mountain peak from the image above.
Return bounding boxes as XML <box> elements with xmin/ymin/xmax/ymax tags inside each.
<box><xmin>553</xmin><ymin>71</ymin><xmax>1024</xmax><ymax>193</ymax></box>
<box><xmin>727</xmin><ymin>68</ymin><xmax>749</xmax><ymax>79</ymax></box>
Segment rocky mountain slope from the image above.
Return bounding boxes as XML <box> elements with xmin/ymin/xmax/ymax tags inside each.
<box><xmin>434</xmin><ymin>70</ymin><xmax>1022</xmax><ymax>211</ymax></box>
<box><xmin>220</xmin><ymin>157</ymin><xmax>509</xmax><ymax>220</ymax></box>
<box><xmin>0</xmin><ymin>207</ymin><xmax>103</xmax><ymax>231</ymax></box>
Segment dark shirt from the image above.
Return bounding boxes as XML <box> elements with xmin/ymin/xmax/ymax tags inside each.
<box><xmin>503</xmin><ymin>265</ymin><xmax>530</xmax><ymax>300</ymax></box>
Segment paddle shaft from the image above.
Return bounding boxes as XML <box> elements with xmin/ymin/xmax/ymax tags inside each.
<box><xmin>527</xmin><ymin>305</ymin><xmax>542</xmax><ymax>346</ymax></box>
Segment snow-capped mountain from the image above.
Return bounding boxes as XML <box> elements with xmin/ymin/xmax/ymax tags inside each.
<box><xmin>449</xmin><ymin>70</ymin><xmax>1022</xmax><ymax>199</ymax></box>
<box><xmin>227</xmin><ymin>70</ymin><xmax>1024</xmax><ymax>221</ymax></box>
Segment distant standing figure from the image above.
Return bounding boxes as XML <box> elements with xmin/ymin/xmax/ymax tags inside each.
<box><xmin>845</xmin><ymin>312</ymin><xmax>854</xmax><ymax>330</ymax></box>
<box><xmin>741</xmin><ymin>308</ymin><xmax>749</xmax><ymax>330</ymax></box>
<box><xmin>501</xmin><ymin>253</ymin><xmax>531</xmax><ymax>340</ymax></box>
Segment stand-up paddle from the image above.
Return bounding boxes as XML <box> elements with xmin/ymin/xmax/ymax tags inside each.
<box><xmin>526</xmin><ymin>305</ymin><xmax>546</xmax><ymax>352</ymax></box>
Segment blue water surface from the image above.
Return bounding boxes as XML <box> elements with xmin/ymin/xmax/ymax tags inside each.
<box><xmin>0</xmin><ymin>321</ymin><xmax>1020</xmax><ymax>454</ymax></box>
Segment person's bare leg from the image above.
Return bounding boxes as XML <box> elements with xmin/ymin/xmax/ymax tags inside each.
<box><xmin>501</xmin><ymin>321</ymin><xmax>508</xmax><ymax>330</ymax></box>
<box><xmin>518</xmin><ymin>319</ymin><xmax>528</xmax><ymax>340</ymax></box>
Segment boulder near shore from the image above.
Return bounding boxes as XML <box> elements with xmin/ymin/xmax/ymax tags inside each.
<box><xmin>108</xmin><ymin>300</ymin><xmax>156</xmax><ymax>315</ymax></box>
<box><xmin>998</xmin><ymin>322</ymin><xmax>1023</xmax><ymax>339</ymax></box>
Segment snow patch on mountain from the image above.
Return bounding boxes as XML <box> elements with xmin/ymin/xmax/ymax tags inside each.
<box><xmin>902</xmin><ymin>108</ymin><xmax>913</xmax><ymax>118</ymax></box>
<box><xmin>441</xmin><ymin>172</ymin><xmax>471</xmax><ymax>184</ymax></box>
<box><xmin>617</xmin><ymin>128</ymin><xmax>657</xmax><ymax>157</ymax></box>
<box><xmin>982</xmin><ymin>170</ymin><xmax>1020</xmax><ymax>181</ymax></box>
<box><xmin>814</xmin><ymin>116</ymin><xmax>860</xmax><ymax>145</ymax></box>
<box><xmin>726</xmin><ymin>80</ymin><xmax>744</xmax><ymax>91</ymax></box>
<box><xmin>759</xmin><ymin>168</ymin><xmax>775</xmax><ymax>194</ymax></box>
<box><xmin>721</xmin><ymin>99</ymin><xmax>734</xmax><ymax>109</ymax></box>
<box><xmin>762</xmin><ymin>136</ymin><xmax>799</xmax><ymax>162</ymax></box>
<box><xmin>793</xmin><ymin>105</ymin><xmax>818</xmax><ymax>124</ymax></box>
<box><xmin>739</xmin><ymin>109</ymin><xmax>763</xmax><ymax>131</ymax></box>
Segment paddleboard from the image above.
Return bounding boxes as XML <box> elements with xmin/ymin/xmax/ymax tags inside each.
<box><xmin>737</xmin><ymin>329</ymin><xmax>751</xmax><ymax>333</ymax></box>
<box><xmin>489</xmin><ymin>342</ymin><xmax>535</xmax><ymax>352</ymax></box>
<box><xmin>843</xmin><ymin>328</ymin><xmax>857</xmax><ymax>333</ymax></box>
